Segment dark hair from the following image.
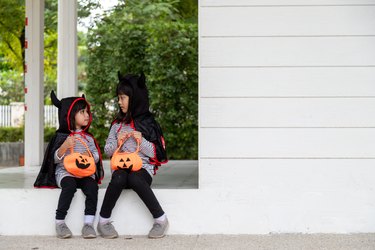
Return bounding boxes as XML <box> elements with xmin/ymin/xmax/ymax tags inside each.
<box><xmin>116</xmin><ymin>82</ymin><xmax>133</xmax><ymax>124</ymax></box>
<box><xmin>69</xmin><ymin>99</ymin><xmax>88</xmax><ymax>130</ymax></box>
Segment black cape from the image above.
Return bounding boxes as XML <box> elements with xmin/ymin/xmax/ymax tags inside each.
<box><xmin>34</xmin><ymin>91</ymin><xmax>104</xmax><ymax>188</ymax></box>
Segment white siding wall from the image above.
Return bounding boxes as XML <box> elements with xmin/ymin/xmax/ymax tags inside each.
<box><xmin>199</xmin><ymin>0</ymin><xmax>375</xmax><ymax>233</ymax></box>
<box><xmin>3</xmin><ymin>0</ymin><xmax>375</xmax><ymax>236</ymax></box>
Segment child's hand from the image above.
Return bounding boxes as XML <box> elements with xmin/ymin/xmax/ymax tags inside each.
<box><xmin>132</xmin><ymin>131</ymin><xmax>142</xmax><ymax>142</ymax></box>
<box><xmin>117</xmin><ymin>132</ymin><xmax>130</xmax><ymax>145</ymax></box>
<box><xmin>58</xmin><ymin>136</ymin><xmax>75</xmax><ymax>157</ymax></box>
<box><xmin>62</xmin><ymin>136</ymin><xmax>76</xmax><ymax>149</ymax></box>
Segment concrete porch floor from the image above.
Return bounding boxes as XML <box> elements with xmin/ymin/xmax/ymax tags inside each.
<box><xmin>0</xmin><ymin>160</ymin><xmax>198</xmax><ymax>189</ymax></box>
<box><xmin>1</xmin><ymin>234</ymin><xmax>375</xmax><ymax>250</ymax></box>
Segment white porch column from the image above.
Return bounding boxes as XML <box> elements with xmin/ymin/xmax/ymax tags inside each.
<box><xmin>57</xmin><ymin>0</ymin><xmax>78</xmax><ymax>99</ymax></box>
<box><xmin>25</xmin><ymin>0</ymin><xmax>44</xmax><ymax>166</ymax></box>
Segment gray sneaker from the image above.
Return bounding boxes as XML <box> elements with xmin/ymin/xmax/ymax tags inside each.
<box><xmin>82</xmin><ymin>224</ymin><xmax>97</xmax><ymax>239</ymax></box>
<box><xmin>97</xmin><ymin>221</ymin><xmax>118</xmax><ymax>239</ymax></box>
<box><xmin>56</xmin><ymin>222</ymin><xmax>72</xmax><ymax>239</ymax></box>
<box><xmin>148</xmin><ymin>218</ymin><xmax>169</xmax><ymax>239</ymax></box>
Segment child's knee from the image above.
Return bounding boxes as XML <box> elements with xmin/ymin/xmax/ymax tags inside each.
<box><xmin>110</xmin><ymin>171</ymin><xmax>127</xmax><ymax>188</ymax></box>
<box><xmin>63</xmin><ymin>184</ymin><xmax>77</xmax><ymax>194</ymax></box>
<box><xmin>127</xmin><ymin>176</ymin><xmax>146</xmax><ymax>190</ymax></box>
<box><xmin>60</xmin><ymin>177</ymin><xmax>78</xmax><ymax>191</ymax></box>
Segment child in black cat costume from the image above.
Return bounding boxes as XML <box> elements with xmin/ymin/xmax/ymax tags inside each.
<box><xmin>97</xmin><ymin>72</ymin><xmax>168</xmax><ymax>239</ymax></box>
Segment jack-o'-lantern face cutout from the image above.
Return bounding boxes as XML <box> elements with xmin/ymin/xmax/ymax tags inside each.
<box><xmin>116</xmin><ymin>157</ymin><xmax>137</xmax><ymax>170</ymax></box>
<box><xmin>75</xmin><ymin>155</ymin><xmax>91</xmax><ymax>169</ymax></box>
<box><xmin>65</xmin><ymin>152</ymin><xmax>96</xmax><ymax>177</ymax></box>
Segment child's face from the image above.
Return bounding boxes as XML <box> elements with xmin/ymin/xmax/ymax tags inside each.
<box><xmin>74</xmin><ymin>107</ymin><xmax>90</xmax><ymax>129</ymax></box>
<box><xmin>118</xmin><ymin>94</ymin><xmax>129</xmax><ymax>113</ymax></box>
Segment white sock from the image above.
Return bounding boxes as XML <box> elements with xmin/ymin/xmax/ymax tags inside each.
<box><xmin>99</xmin><ymin>216</ymin><xmax>111</xmax><ymax>224</ymax></box>
<box><xmin>155</xmin><ymin>214</ymin><xmax>167</xmax><ymax>223</ymax></box>
<box><xmin>84</xmin><ymin>215</ymin><xmax>95</xmax><ymax>225</ymax></box>
<box><xmin>55</xmin><ymin>219</ymin><xmax>65</xmax><ymax>225</ymax></box>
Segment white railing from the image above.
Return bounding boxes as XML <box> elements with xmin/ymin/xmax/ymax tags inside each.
<box><xmin>0</xmin><ymin>105</ymin><xmax>11</xmax><ymax>127</ymax></box>
<box><xmin>44</xmin><ymin>105</ymin><xmax>58</xmax><ymax>127</ymax></box>
<box><xmin>0</xmin><ymin>105</ymin><xmax>58</xmax><ymax>127</ymax></box>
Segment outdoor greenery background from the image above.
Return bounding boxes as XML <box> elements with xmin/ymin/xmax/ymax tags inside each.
<box><xmin>0</xmin><ymin>0</ymin><xmax>198</xmax><ymax>160</ymax></box>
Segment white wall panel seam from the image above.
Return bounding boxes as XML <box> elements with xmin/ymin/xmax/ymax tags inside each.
<box><xmin>201</xmin><ymin>5</ymin><xmax>375</xmax><ymax>8</ymax></box>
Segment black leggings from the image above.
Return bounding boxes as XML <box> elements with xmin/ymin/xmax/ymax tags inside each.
<box><xmin>56</xmin><ymin>176</ymin><xmax>98</xmax><ymax>220</ymax></box>
<box><xmin>100</xmin><ymin>169</ymin><xmax>164</xmax><ymax>219</ymax></box>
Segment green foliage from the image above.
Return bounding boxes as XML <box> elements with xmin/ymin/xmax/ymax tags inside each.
<box><xmin>174</xmin><ymin>0</ymin><xmax>198</xmax><ymax>22</ymax></box>
<box><xmin>115</xmin><ymin>0</ymin><xmax>181</xmax><ymax>23</ymax></box>
<box><xmin>0</xmin><ymin>0</ymin><xmax>25</xmax><ymax>70</ymax></box>
<box><xmin>86</xmin><ymin>0</ymin><xmax>197</xmax><ymax>159</ymax></box>
<box><xmin>44</xmin><ymin>127</ymin><xmax>57</xmax><ymax>142</ymax></box>
<box><xmin>146</xmin><ymin>22</ymin><xmax>198</xmax><ymax>159</ymax></box>
<box><xmin>0</xmin><ymin>127</ymin><xmax>23</xmax><ymax>142</ymax></box>
<box><xmin>0</xmin><ymin>127</ymin><xmax>56</xmax><ymax>142</ymax></box>
<box><xmin>44</xmin><ymin>31</ymin><xmax>58</xmax><ymax>104</ymax></box>
<box><xmin>0</xmin><ymin>70</ymin><xmax>24</xmax><ymax>104</ymax></box>
<box><xmin>0</xmin><ymin>0</ymin><xmax>101</xmax><ymax>104</ymax></box>
<box><xmin>78</xmin><ymin>0</ymin><xmax>101</xmax><ymax>22</ymax></box>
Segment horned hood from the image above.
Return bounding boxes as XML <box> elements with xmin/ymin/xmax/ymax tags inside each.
<box><xmin>50</xmin><ymin>90</ymin><xmax>92</xmax><ymax>133</ymax></box>
<box><xmin>118</xmin><ymin>72</ymin><xmax>150</xmax><ymax>118</ymax></box>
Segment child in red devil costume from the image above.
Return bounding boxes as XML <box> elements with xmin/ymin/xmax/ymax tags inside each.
<box><xmin>34</xmin><ymin>91</ymin><xmax>104</xmax><ymax>239</ymax></box>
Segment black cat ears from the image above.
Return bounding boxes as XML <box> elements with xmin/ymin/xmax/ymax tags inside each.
<box><xmin>117</xmin><ymin>71</ymin><xmax>124</xmax><ymax>82</ymax></box>
<box><xmin>138</xmin><ymin>72</ymin><xmax>146</xmax><ymax>88</ymax></box>
<box><xmin>50</xmin><ymin>90</ymin><xmax>85</xmax><ymax>108</ymax></box>
<box><xmin>118</xmin><ymin>71</ymin><xmax>146</xmax><ymax>89</ymax></box>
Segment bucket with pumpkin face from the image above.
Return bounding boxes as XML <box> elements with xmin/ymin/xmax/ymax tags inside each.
<box><xmin>111</xmin><ymin>135</ymin><xmax>142</xmax><ymax>172</ymax></box>
<box><xmin>63</xmin><ymin>137</ymin><xmax>96</xmax><ymax>177</ymax></box>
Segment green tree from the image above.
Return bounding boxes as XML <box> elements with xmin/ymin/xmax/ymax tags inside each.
<box><xmin>86</xmin><ymin>0</ymin><xmax>198</xmax><ymax>159</ymax></box>
<box><xmin>146</xmin><ymin>22</ymin><xmax>198</xmax><ymax>159</ymax></box>
<box><xmin>0</xmin><ymin>0</ymin><xmax>101</xmax><ymax>104</ymax></box>
<box><xmin>175</xmin><ymin>0</ymin><xmax>198</xmax><ymax>22</ymax></box>
<box><xmin>0</xmin><ymin>0</ymin><xmax>24</xmax><ymax>104</ymax></box>
<box><xmin>0</xmin><ymin>0</ymin><xmax>25</xmax><ymax>71</ymax></box>
<box><xmin>0</xmin><ymin>70</ymin><xmax>23</xmax><ymax>104</ymax></box>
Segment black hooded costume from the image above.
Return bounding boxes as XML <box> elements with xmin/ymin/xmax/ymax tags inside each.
<box><xmin>34</xmin><ymin>91</ymin><xmax>104</xmax><ymax>188</ymax></box>
<box><xmin>114</xmin><ymin>72</ymin><xmax>167</xmax><ymax>169</ymax></box>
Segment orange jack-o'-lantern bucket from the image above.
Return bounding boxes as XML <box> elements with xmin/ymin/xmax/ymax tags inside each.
<box><xmin>63</xmin><ymin>137</ymin><xmax>96</xmax><ymax>177</ymax></box>
<box><xmin>111</xmin><ymin>135</ymin><xmax>142</xmax><ymax>172</ymax></box>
